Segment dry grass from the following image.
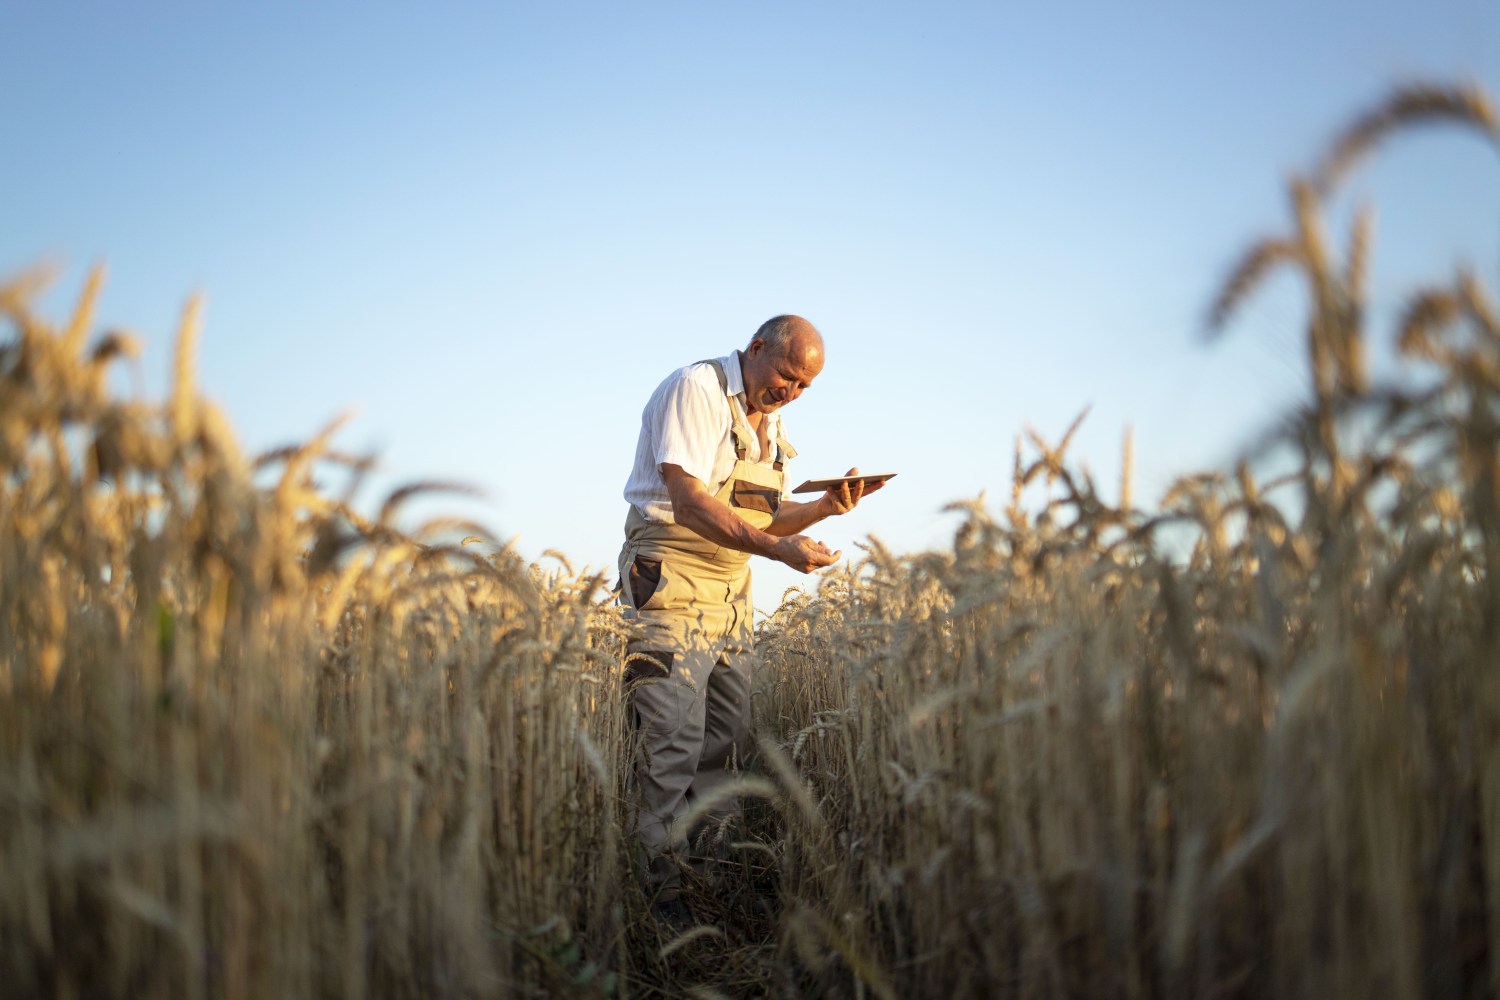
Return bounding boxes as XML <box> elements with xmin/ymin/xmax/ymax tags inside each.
<box><xmin>3</xmin><ymin>80</ymin><xmax>1499</xmax><ymax>998</ymax></box>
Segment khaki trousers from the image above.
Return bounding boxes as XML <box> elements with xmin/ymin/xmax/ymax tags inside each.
<box><xmin>619</xmin><ymin>515</ymin><xmax>758</xmax><ymax>891</ymax></box>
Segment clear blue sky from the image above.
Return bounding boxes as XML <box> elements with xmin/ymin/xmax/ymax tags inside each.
<box><xmin>5</xmin><ymin>2</ymin><xmax>1499</xmax><ymax>608</ymax></box>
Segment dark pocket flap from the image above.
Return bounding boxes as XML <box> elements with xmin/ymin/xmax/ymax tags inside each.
<box><xmin>624</xmin><ymin>649</ymin><xmax>674</xmax><ymax>683</ymax></box>
<box><xmin>730</xmin><ymin>480</ymin><xmax>779</xmax><ymax>515</ymax></box>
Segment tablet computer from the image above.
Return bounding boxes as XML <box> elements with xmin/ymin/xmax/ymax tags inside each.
<box><xmin>790</xmin><ymin>473</ymin><xmax>898</xmax><ymax>494</ymax></box>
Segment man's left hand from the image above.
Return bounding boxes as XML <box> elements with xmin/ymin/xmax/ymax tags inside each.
<box><xmin>820</xmin><ymin>466</ymin><xmax>885</xmax><ymax>517</ymax></box>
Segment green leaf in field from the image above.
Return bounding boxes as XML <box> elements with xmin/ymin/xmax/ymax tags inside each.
<box><xmin>525</xmin><ymin>916</ymin><xmax>560</xmax><ymax>938</ymax></box>
<box><xmin>157</xmin><ymin>602</ymin><xmax>175</xmax><ymax>658</ymax></box>
<box><xmin>553</xmin><ymin>938</ymin><xmax>580</xmax><ymax>967</ymax></box>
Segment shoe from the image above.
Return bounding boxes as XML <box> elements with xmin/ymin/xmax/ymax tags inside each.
<box><xmin>650</xmin><ymin>896</ymin><xmax>696</xmax><ymax>937</ymax></box>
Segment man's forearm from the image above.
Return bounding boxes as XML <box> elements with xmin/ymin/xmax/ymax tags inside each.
<box><xmin>674</xmin><ymin>489</ymin><xmax>781</xmax><ymax>557</ymax></box>
<box><xmin>661</xmin><ymin>463</ymin><xmax>839</xmax><ymax>573</ymax></box>
<box><xmin>765</xmin><ymin>497</ymin><xmax>830</xmax><ymax>537</ymax></box>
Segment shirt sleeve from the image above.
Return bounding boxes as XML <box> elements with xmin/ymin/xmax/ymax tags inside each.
<box><xmin>648</xmin><ymin>368</ymin><xmax>726</xmax><ymax>488</ymax></box>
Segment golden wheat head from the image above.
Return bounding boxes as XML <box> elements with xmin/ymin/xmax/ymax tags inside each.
<box><xmin>1313</xmin><ymin>81</ymin><xmax>1500</xmax><ymax>196</ymax></box>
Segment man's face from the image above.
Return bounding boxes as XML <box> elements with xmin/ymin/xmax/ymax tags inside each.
<box><xmin>742</xmin><ymin>336</ymin><xmax>824</xmax><ymax>414</ymax></box>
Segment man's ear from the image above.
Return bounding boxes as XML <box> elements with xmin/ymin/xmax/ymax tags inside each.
<box><xmin>745</xmin><ymin>338</ymin><xmax>764</xmax><ymax>357</ymax></box>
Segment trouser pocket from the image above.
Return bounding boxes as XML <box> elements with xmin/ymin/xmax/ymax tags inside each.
<box><xmin>628</xmin><ymin>556</ymin><xmax>663</xmax><ymax>609</ymax></box>
<box><xmin>627</xmin><ymin>554</ymin><xmax>700</xmax><ymax>612</ymax></box>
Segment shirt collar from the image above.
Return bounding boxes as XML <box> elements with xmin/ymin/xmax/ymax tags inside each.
<box><xmin>722</xmin><ymin>350</ymin><xmax>749</xmax><ymax>398</ymax></box>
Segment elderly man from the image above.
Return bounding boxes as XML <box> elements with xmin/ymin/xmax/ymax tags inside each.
<box><xmin>618</xmin><ymin>314</ymin><xmax>880</xmax><ymax>924</ymax></box>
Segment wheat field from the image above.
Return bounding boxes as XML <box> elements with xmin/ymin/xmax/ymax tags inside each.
<box><xmin>3</xmin><ymin>82</ymin><xmax>1499</xmax><ymax>998</ymax></box>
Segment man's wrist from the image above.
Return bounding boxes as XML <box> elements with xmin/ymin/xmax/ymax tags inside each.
<box><xmin>765</xmin><ymin>533</ymin><xmax>791</xmax><ymax>561</ymax></box>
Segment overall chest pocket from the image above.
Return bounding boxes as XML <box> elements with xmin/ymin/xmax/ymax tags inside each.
<box><xmin>729</xmin><ymin>480</ymin><xmax>780</xmax><ymax>515</ymax></box>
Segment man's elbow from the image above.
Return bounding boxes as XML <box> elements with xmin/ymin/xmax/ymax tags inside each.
<box><xmin>674</xmin><ymin>489</ymin><xmax>715</xmax><ymax>529</ymax></box>
<box><xmin>660</xmin><ymin>467</ymin><xmax>704</xmax><ymax>517</ymax></box>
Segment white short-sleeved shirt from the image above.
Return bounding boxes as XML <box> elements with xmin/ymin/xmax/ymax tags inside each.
<box><xmin>623</xmin><ymin>352</ymin><xmax>787</xmax><ymax>524</ymax></box>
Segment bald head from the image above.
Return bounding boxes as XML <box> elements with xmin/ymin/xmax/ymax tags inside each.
<box><xmin>749</xmin><ymin>314</ymin><xmax>824</xmax><ymax>369</ymax></box>
<box><xmin>741</xmin><ymin>314</ymin><xmax>824</xmax><ymax>414</ymax></box>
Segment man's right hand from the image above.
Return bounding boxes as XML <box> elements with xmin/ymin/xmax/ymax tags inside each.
<box><xmin>773</xmin><ymin>534</ymin><xmax>840</xmax><ymax>573</ymax></box>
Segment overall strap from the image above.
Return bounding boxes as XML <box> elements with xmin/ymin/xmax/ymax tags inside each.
<box><xmin>772</xmin><ymin>433</ymin><xmax>797</xmax><ymax>472</ymax></box>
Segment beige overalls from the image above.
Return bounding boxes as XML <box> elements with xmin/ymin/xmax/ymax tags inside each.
<box><xmin>617</xmin><ymin>356</ymin><xmax>795</xmax><ymax>889</ymax></box>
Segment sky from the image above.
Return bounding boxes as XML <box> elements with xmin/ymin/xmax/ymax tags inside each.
<box><xmin>5</xmin><ymin>2</ymin><xmax>1499</xmax><ymax>611</ymax></box>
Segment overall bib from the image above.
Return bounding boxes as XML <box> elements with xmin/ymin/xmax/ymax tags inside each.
<box><xmin>618</xmin><ymin>356</ymin><xmax>794</xmax><ymax>887</ymax></box>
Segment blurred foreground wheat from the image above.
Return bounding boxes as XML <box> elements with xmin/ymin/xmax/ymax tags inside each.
<box><xmin>0</xmin><ymin>268</ymin><xmax>634</xmax><ymax>997</ymax></box>
<box><xmin>4</xmin><ymin>81</ymin><xmax>1500</xmax><ymax>999</ymax></box>
<box><xmin>750</xmin><ymin>80</ymin><xmax>1500</xmax><ymax>999</ymax></box>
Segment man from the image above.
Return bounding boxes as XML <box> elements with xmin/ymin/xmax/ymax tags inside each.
<box><xmin>617</xmin><ymin>314</ymin><xmax>881</xmax><ymax>923</ymax></box>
